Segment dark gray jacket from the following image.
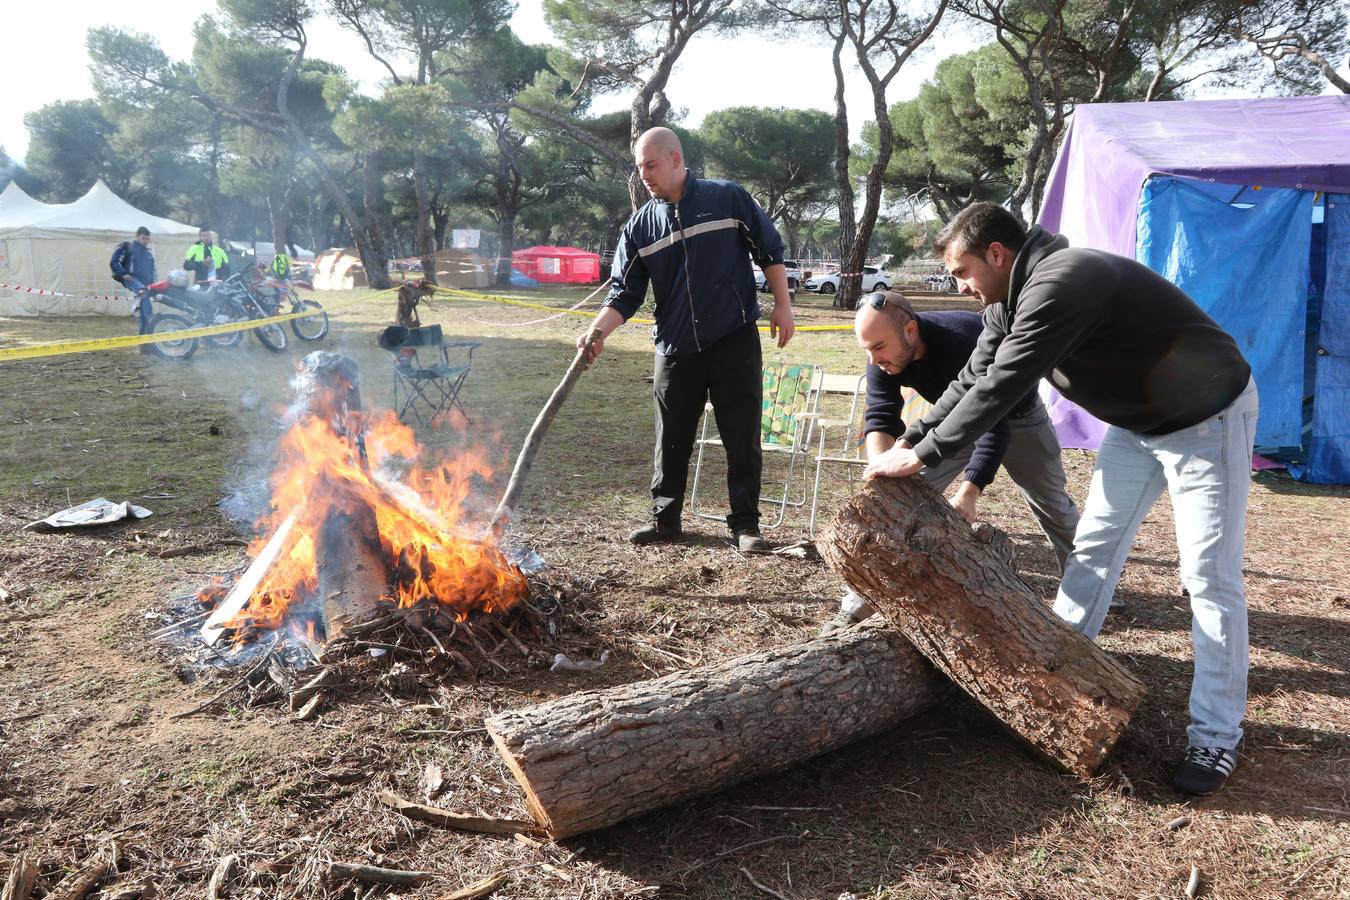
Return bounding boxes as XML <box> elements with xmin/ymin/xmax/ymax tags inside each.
<box><xmin>902</xmin><ymin>226</ymin><xmax>1251</xmax><ymax>466</ymax></box>
<box><xmin>604</xmin><ymin>172</ymin><xmax>784</xmax><ymax>355</ymax></box>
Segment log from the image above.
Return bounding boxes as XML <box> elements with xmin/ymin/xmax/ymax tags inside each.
<box><xmin>486</xmin><ymin>620</ymin><xmax>947</xmax><ymax>839</ymax></box>
<box><xmin>315</xmin><ymin>496</ymin><xmax>388</xmax><ymax>639</ymax></box>
<box><xmin>820</xmin><ymin>475</ymin><xmax>1145</xmax><ymax>777</ymax></box>
<box><xmin>2</xmin><ymin>853</ymin><xmax>38</xmax><ymax>900</ymax></box>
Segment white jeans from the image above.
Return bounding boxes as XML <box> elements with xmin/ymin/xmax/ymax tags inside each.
<box><xmin>1053</xmin><ymin>378</ymin><xmax>1258</xmax><ymax>750</ymax></box>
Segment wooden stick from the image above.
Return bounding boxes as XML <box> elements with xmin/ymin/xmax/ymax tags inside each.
<box><xmin>377</xmin><ymin>790</ymin><xmax>536</xmax><ymax>835</ymax></box>
<box><xmin>2</xmin><ymin>853</ymin><xmax>38</xmax><ymax>900</ymax></box>
<box><xmin>740</xmin><ymin>867</ymin><xmax>790</xmax><ymax>900</ymax></box>
<box><xmin>486</xmin><ymin>333</ymin><xmax>600</xmax><ymax>538</ymax></box>
<box><xmin>326</xmin><ymin>862</ymin><xmax>431</xmax><ymax>886</ymax></box>
<box><xmin>205</xmin><ymin>854</ymin><xmax>236</xmax><ymax>900</ymax></box>
<box><xmin>201</xmin><ymin>508</ymin><xmax>302</xmax><ymax>646</ymax></box>
<box><xmin>440</xmin><ymin>872</ymin><xmax>508</xmax><ymax>899</ymax></box>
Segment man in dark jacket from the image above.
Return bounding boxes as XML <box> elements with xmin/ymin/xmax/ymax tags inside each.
<box><xmin>866</xmin><ymin>202</ymin><xmax>1257</xmax><ymax>796</ymax></box>
<box><xmin>578</xmin><ymin>127</ymin><xmax>795</xmax><ymax>553</ymax></box>
<box><xmin>111</xmin><ymin>226</ymin><xmax>156</xmax><ymax>335</ymax></box>
<box><xmin>820</xmin><ymin>290</ymin><xmax>1079</xmax><ymax>635</ymax></box>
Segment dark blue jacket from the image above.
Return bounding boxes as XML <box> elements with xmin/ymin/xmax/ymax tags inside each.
<box><xmin>865</xmin><ymin>311</ymin><xmax>1039</xmax><ymax>489</ymax></box>
<box><xmin>604</xmin><ymin>172</ymin><xmax>785</xmax><ymax>355</ymax></box>
<box><xmin>111</xmin><ymin>240</ymin><xmax>156</xmax><ymax>285</ymax></box>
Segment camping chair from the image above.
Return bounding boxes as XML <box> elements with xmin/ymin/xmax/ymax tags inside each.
<box><xmin>806</xmin><ymin>375</ymin><xmax>931</xmax><ymax>537</ymax></box>
<box><xmin>377</xmin><ymin>324</ymin><xmax>480</xmax><ymax>428</ymax></box>
<box><xmin>689</xmin><ymin>362</ymin><xmax>820</xmax><ymax>530</ymax></box>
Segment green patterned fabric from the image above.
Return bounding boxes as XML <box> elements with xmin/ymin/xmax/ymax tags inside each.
<box><xmin>761</xmin><ymin>363</ymin><xmax>815</xmax><ymax>447</ymax></box>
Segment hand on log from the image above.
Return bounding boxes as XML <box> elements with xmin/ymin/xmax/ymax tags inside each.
<box><xmin>820</xmin><ymin>474</ymin><xmax>1145</xmax><ymax>778</ymax></box>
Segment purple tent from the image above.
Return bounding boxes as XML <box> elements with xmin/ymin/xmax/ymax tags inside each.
<box><xmin>1035</xmin><ymin>96</ymin><xmax>1350</xmax><ymax>481</ymax></box>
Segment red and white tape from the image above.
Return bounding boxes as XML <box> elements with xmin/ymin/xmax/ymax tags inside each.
<box><xmin>0</xmin><ymin>282</ymin><xmax>135</xmax><ymax>302</ymax></box>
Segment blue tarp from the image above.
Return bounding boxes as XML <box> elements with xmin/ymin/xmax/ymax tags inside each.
<box><xmin>1137</xmin><ymin>177</ymin><xmax>1313</xmax><ymax>448</ymax></box>
<box><xmin>1292</xmin><ymin>194</ymin><xmax>1350</xmax><ymax>483</ymax></box>
<box><xmin>509</xmin><ymin>268</ymin><xmax>539</xmax><ymax>288</ymax></box>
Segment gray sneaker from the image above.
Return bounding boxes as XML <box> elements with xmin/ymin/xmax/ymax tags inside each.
<box><xmin>817</xmin><ymin>598</ymin><xmax>879</xmax><ymax>637</ymax></box>
<box><xmin>733</xmin><ymin>529</ymin><xmax>771</xmax><ymax>553</ymax></box>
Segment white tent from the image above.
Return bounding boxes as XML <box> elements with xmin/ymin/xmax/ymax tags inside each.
<box><xmin>0</xmin><ymin>180</ymin><xmax>198</xmax><ymax>316</ymax></box>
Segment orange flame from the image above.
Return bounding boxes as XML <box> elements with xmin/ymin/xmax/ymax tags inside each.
<box><xmin>221</xmin><ymin>408</ymin><xmax>525</xmax><ymax>638</ymax></box>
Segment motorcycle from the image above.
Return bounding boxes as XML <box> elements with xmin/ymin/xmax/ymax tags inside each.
<box><xmin>144</xmin><ymin>270</ymin><xmax>288</xmax><ymax>360</ymax></box>
<box><xmin>247</xmin><ymin>267</ymin><xmax>329</xmax><ymax>341</ymax></box>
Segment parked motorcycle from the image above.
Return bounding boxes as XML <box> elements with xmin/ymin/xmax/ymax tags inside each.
<box><xmin>248</xmin><ymin>268</ymin><xmax>329</xmax><ymax>341</ymax></box>
<box><xmin>144</xmin><ymin>270</ymin><xmax>288</xmax><ymax>360</ymax></box>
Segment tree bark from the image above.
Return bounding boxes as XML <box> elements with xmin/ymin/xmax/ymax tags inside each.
<box><xmin>412</xmin><ymin>148</ymin><xmax>437</xmax><ymax>284</ymax></box>
<box><xmin>820</xmin><ymin>476</ymin><xmax>1145</xmax><ymax>778</ymax></box>
<box><xmin>362</xmin><ymin>152</ymin><xmax>389</xmax><ymax>272</ymax></box>
<box><xmin>486</xmin><ymin>620</ymin><xmax>947</xmax><ymax>839</ymax></box>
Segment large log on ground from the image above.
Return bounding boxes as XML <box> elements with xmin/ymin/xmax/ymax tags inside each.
<box><xmin>486</xmin><ymin>620</ymin><xmax>947</xmax><ymax>839</ymax></box>
<box><xmin>820</xmin><ymin>476</ymin><xmax>1146</xmax><ymax>777</ymax></box>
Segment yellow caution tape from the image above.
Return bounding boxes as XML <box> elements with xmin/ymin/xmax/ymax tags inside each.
<box><xmin>0</xmin><ymin>282</ymin><xmax>853</xmax><ymax>364</ymax></box>
<box><xmin>0</xmin><ymin>289</ymin><xmax>392</xmax><ymax>364</ymax></box>
<box><xmin>435</xmin><ymin>287</ymin><xmax>855</xmax><ymax>332</ymax></box>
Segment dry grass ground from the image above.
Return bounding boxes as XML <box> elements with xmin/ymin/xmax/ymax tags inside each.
<box><xmin>0</xmin><ymin>285</ymin><xmax>1347</xmax><ymax>899</ymax></box>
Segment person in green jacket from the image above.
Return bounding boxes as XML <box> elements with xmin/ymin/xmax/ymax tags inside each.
<box><xmin>270</xmin><ymin>249</ymin><xmax>292</xmax><ymax>280</ymax></box>
<box><xmin>184</xmin><ymin>227</ymin><xmax>231</xmax><ymax>283</ymax></box>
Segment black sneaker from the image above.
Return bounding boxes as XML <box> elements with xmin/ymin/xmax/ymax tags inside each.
<box><xmin>629</xmin><ymin>520</ymin><xmax>682</xmax><ymax>545</ymax></box>
<box><xmin>733</xmin><ymin>529</ymin><xmax>770</xmax><ymax>553</ymax></box>
<box><xmin>1172</xmin><ymin>746</ymin><xmax>1238</xmax><ymax>795</ymax></box>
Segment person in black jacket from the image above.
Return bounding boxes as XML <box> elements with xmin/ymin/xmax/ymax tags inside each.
<box><xmin>577</xmin><ymin>127</ymin><xmax>795</xmax><ymax>553</ymax></box>
<box><xmin>866</xmin><ymin>202</ymin><xmax>1257</xmax><ymax>796</ymax></box>
<box><xmin>110</xmin><ymin>226</ymin><xmax>156</xmax><ymax>337</ymax></box>
<box><xmin>819</xmin><ymin>290</ymin><xmax>1078</xmax><ymax>635</ymax></box>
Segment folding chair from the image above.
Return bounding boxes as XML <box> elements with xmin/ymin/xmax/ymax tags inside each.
<box><xmin>689</xmin><ymin>362</ymin><xmax>820</xmax><ymax>530</ymax></box>
<box><xmin>806</xmin><ymin>375</ymin><xmax>931</xmax><ymax>536</ymax></box>
<box><xmin>377</xmin><ymin>324</ymin><xmax>480</xmax><ymax>427</ymax></box>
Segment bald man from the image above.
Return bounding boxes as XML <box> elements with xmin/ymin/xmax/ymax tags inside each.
<box><xmin>822</xmin><ymin>290</ymin><xmax>1079</xmax><ymax>634</ymax></box>
<box><xmin>579</xmin><ymin>127</ymin><xmax>796</xmax><ymax>553</ymax></box>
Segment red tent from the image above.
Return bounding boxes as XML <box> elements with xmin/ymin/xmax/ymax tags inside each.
<box><xmin>512</xmin><ymin>245</ymin><xmax>603</xmax><ymax>284</ymax></box>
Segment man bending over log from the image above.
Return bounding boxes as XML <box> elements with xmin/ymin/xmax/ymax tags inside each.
<box><xmin>865</xmin><ymin>202</ymin><xmax>1257</xmax><ymax>796</ymax></box>
<box><xmin>820</xmin><ymin>289</ymin><xmax>1079</xmax><ymax>636</ymax></box>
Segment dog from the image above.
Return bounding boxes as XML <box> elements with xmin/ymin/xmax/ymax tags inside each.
<box><xmin>395</xmin><ymin>279</ymin><xmax>436</xmax><ymax>328</ymax></box>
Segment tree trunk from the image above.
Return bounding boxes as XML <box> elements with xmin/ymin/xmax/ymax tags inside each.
<box><xmin>412</xmin><ymin>148</ymin><xmax>437</xmax><ymax>284</ymax></box>
<box><xmin>829</xmin><ymin>31</ymin><xmax>859</xmax><ymax>311</ymax></box>
<box><xmin>819</xmin><ymin>476</ymin><xmax>1145</xmax><ymax>778</ymax></box>
<box><xmin>362</xmin><ymin>152</ymin><xmax>390</xmax><ymax>275</ymax></box>
<box><xmin>486</xmin><ymin>620</ymin><xmax>947</xmax><ymax>839</ymax></box>
<box><xmin>494</xmin><ymin>215</ymin><xmax>515</xmax><ymax>288</ymax></box>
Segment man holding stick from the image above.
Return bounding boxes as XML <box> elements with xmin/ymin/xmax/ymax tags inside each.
<box><xmin>865</xmin><ymin>203</ymin><xmax>1257</xmax><ymax>796</ymax></box>
<box><xmin>578</xmin><ymin>127</ymin><xmax>795</xmax><ymax>553</ymax></box>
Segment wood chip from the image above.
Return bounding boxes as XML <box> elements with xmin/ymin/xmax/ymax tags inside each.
<box><xmin>1166</xmin><ymin>814</ymin><xmax>1191</xmax><ymax>831</ymax></box>
<box><xmin>327</xmin><ymin>862</ymin><xmax>431</xmax><ymax>886</ymax></box>
<box><xmin>205</xmin><ymin>854</ymin><xmax>236</xmax><ymax>900</ymax></box>
<box><xmin>422</xmin><ymin>763</ymin><xmax>445</xmax><ymax>800</ymax></box>
<box><xmin>293</xmin><ymin>692</ymin><xmax>324</xmax><ymax>721</ymax></box>
<box><xmin>2</xmin><ymin>852</ymin><xmax>38</xmax><ymax>900</ymax></box>
<box><xmin>439</xmin><ymin>872</ymin><xmax>508</xmax><ymax>900</ymax></box>
<box><xmin>377</xmin><ymin>790</ymin><xmax>536</xmax><ymax>835</ymax></box>
<box><xmin>1185</xmin><ymin>864</ymin><xmax>1201</xmax><ymax>898</ymax></box>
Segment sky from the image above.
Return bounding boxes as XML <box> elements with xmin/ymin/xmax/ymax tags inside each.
<box><xmin>0</xmin><ymin>0</ymin><xmax>982</xmax><ymax>164</ymax></box>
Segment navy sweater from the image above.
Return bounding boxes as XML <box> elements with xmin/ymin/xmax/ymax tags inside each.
<box><xmin>866</xmin><ymin>310</ymin><xmax>1037</xmax><ymax>489</ymax></box>
<box><xmin>604</xmin><ymin>172</ymin><xmax>785</xmax><ymax>355</ymax></box>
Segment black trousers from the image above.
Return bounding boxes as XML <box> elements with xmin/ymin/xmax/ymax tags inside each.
<box><xmin>651</xmin><ymin>323</ymin><xmax>763</xmax><ymax>532</ymax></box>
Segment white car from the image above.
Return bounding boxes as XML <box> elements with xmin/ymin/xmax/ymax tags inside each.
<box><xmin>804</xmin><ymin>265</ymin><xmax>892</xmax><ymax>295</ymax></box>
<box><xmin>751</xmin><ymin>261</ymin><xmax>802</xmax><ymax>292</ymax></box>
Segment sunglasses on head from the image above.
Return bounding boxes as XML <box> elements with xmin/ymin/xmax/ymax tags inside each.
<box><xmin>856</xmin><ymin>291</ymin><xmax>893</xmax><ymax>312</ymax></box>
